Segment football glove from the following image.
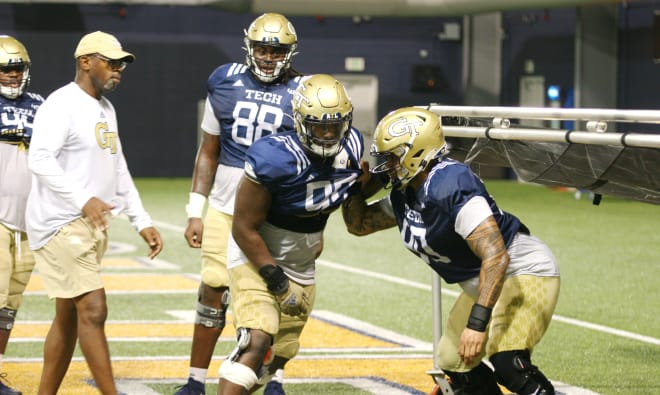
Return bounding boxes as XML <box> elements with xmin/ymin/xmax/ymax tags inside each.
<box><xmin>259</xmin><ymin>265</ymin><xmax>308</xmax><ymax>316</ymax></box>
<box><xmin>276</xmin><ymin>280</ymin><xmax>308</xmax><ymax>316</ymax></box>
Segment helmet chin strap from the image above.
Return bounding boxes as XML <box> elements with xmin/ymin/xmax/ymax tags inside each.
<box><xmin>0</xmin><ymin>80</ymin><xmax>27</xmax><ymax>99</ymax></box>
<box><xmin>310</xmin><ymin>143</ymin><xmax>341</xmax><ymax>158</ymax></box>
<box><xmin>252</xmin><ymin>62</ymin><xmax>285</xmax><ymax>83</ymax></box>
<box><xmin>245</xmin><ymin>40</ymin><xmax>294</xmax><ymax>83</ymax></box>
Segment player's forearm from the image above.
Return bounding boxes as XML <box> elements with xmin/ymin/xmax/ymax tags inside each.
<box><xmin>234</xmin><ymin>228</ymin><xmax>276</xmax><ymax>269</ymax></box>
<box><xmin>190</xmin><ymin>155</ymin><xmax>218</xmax><ymax>196</ymax></box>
<box><xmin>342</xmin><ymin>194</ymin><xmax>396</xmax><ymax>236</ymax></box>
<box><xmin>360</xmin><ymin>172</ymin><xmax>385</xmax><ymax>199</ymax></box>
<box><xmin>465</xmin><ymin>217</ymin><xmax>509</xmax><ymax>308</ymax></box>
<box><xmin>476</xmin><ymin>251</ymin><xmax>508</xmax><ymax>308</ymax></box>
<box><xmin>342</xmin><ymin>193</ymin><xmax>368</xmax><ymax>235</ymax></box>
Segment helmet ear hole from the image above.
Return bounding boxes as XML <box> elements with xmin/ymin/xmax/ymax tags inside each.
<box><xmin>411</xmin><ymin>149</ymin><xmax>425</xmax><ymax>159</ymax></box>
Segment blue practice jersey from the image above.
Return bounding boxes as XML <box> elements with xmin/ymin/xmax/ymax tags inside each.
<box><xmin>390</xmin><ymin>158</ymin><xmax>525</xmax><ymax>284</ymax></box>
<box><xmin>0</xmin><ymin>92</ymin><xmax>43</xmax><ymax>232</ymax></box>
<box><xmin>0</xmin><ymin>92</ymin><xmax>43</xmax><ymax>146</ymax></box>
<box><xmin>206</xmin><ymin>63</ymin><xmax>301</xmax><ymax>168</ymax></box>
<box><xmin>245</xmin><ymin>129</ymin><xmax>364</xmax><ymax>233</ymax></box>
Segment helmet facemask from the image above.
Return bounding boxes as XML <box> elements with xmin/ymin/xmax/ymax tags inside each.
<box><xmin>0</xmin><ymin>36</ymin><xmax>31</xmax><ymax>100</ymax></box>
<box><xmin>297</xmin><ymin>112</ymin><xmax>352</xmax><ymax>157</ymax></box>
<box><xmin>244</xmin><ymin>13</ymin><xmax>298</xmax><ymax>83</ymax></box>
<box><xmin>244</xmin><ymin>41</ymin><xmax>296</xmax><ymax>83</ymax></box>
<box><xmin>370</xmin><ymin>144</ymin><xmax>410</xmax><ymax>189</ymax></box>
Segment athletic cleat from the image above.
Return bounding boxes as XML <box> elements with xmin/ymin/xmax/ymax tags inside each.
<box><xmin>263</xmin><ymin>380</ymin><xmax>285</xmax><ymax>395</ymax></box>
<box><xmin>173</xmin><ymin>377</ymin><xmax>205</xmax><ymax>395</ymax></box>
<box><xmin>0</xmin><ymin>373</ymin><xmax>21</xmax><ymax>395</ymax></box>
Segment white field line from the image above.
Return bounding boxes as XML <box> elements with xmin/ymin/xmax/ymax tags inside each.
<box><xmin>135</xmin><ymin>220</ymin><xmax>660</xmax><ymax>346</ymax></box>
<box><xmin>25</xmin><ymin>289</ymin><xmax>195</xmax><ymax>296</ymax></box>
<box><xmin>116</xmin><ymin>377</ymin><xmax>600</xmax><ymax>395</ymax></box>
<box><xmin>14</xmin><ymin>308</ymin><xmax>433</xmax><ymax>354</ymax></box>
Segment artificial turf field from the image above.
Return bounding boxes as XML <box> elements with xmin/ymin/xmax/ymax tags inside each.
<box><xmin>6</xmin><ymin>178</ymin><xmax>659</xmax><ymax>394</ymax></box>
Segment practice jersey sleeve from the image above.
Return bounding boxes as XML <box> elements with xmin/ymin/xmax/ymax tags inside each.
<box><xmin>430</xmin><ymin>161</ymin><xmax>524</xmax><ymax>245</ymax></box>
<box><xmin>28</xmin><ymin>95</ymin><xmax>93</xmax><ymax>210</ymax></box>
<box><xmin>200</xmin><ymin>98</ymin><xmax>220</xmax><ymax>135</ymax></box>
<box><xmin>114</xmin><ymin>149</ymin><xmax>153</xmax><ymax>231</ymax></box>
<box><xmin>424</xmin><ymin>162</ymin><xmax>494</xmax><ymax>238</ymax></box>
<box><xmin>455</xmin><ymin>196</ymin><xmax>492</xmax><ymax>239</ymax></box>
<box><xmin>426</xmin><ymin>162</ymin><xmax>484</xmax><ymax>217</ymax></box>
<box><xmin>244</xmin><ymin>134</ymin><xmax>307</xmax><ymax>187</ymax></box>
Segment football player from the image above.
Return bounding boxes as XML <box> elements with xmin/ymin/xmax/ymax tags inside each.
<box><xmin>342</xmin><ymin>107</ymin><xmax>560</xmax><ymax>395</ymax></box>
<box><xmin>0</xmin><ymin>35</ymin><xmax>43</xmax><ymax>395</ymax></box>
<box><xmin>217</xmin><ymin>74</ymin><xmax>378</xmax><ymax>394</ymax></box>
<box><xmin>178</xmin><ymin>13</ymin><xmax>303</xmax><ymax>395</ymax></box>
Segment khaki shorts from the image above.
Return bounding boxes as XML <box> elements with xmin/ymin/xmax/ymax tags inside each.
<box><xmin>229</xmin><ymin>262</ymin><xmax>315</xmax><ymax>360</ymax></box>
<box><xmin>33</xmin><ymin>218</ymin><xmax>108</xmax><ymax>299</ymax></box>
<box><xmin>200</xmin><ymin>207</ymin><xmax>231</xmax><ymax>288</ymax></box>
<box><xmin>437</xmin><ymin>274</ymin><xmax>560</xmax><ymax>371</ymax></box>
<box><xmin>0</xmin><ymin>223</ymin><xmax>36</xmax><ymax>309</ymax></box>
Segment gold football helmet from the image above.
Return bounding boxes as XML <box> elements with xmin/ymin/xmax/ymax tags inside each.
<box><xmin>292</xmin><ymin>74</ymin><xmax>353</xmax><ymax>158</ymax></box>
<box><xmin>244</xmin><ymin>13</ymin><xmax>297</xmax><ymax>83</ymax></box>
<box><xmin>371</xmin><ymin>107</ymin><xmax>447</xmax><ymax>189</ymax></box>
<box><xmin>0</xmin><ymin>35</ymin><xmax>31</xmax><ymax>99</ymax></box>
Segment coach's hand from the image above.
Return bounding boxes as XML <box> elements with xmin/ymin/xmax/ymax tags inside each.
<box><xmin>139</xmin><ymin>226</ymin><xmax>163</xmax><ymax>259</ymax></box>
<box><xmin>82</xmin><ymin>197</ymin><xmax>113</xmax><ymax>231</ymax></box>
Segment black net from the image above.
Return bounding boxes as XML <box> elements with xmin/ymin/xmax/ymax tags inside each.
<box><xmin>441</xmin><ymin>116</ymin><xmax>660</xmax><ymax>205</ymax></box>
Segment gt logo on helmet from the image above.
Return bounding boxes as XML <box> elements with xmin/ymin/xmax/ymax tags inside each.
<box><xmin>388</xmin><ymin>117</ymin><xmax>423</xmax><ymax>137</ymax></box>
<box><xmin>292</xmin><ymin>89</ymin><xmax>311</xmax><ymax>108</ymax></box>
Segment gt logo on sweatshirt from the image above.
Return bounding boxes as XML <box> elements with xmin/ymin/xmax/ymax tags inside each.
<box><xmin>95</xmin><ymin>122</ymin><xmax>118</xmax><ymax>154</ymax></box>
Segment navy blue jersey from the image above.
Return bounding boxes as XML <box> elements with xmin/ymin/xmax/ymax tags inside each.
<box><xmin>0</xmin><ymin>92</ymin><xmax>44</xmax><ymax>146</ymax></box>
<box><xmin>206</xmin><ymin>63</ymin><xmax>301</xmax><ymax>168</ymax></box>
<box><xmin>246</xmin><ymin>129</ymin><xmax>364</xmax><ymax>233</ymax></box>
<box><xmin>390</xmin><ymin>158</ymin><xmax>524</xmax><ymax>283</ymax></box>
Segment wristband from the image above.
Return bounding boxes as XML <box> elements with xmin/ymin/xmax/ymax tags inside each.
<box><xmin>185</xmin><ymin>192</ymin><xmax>207</xmax><ymax>218</ymax></box>
<box><xmin>466</xmin><ymin>304</ymin><xmax>492</xmax><ymax>332</ymax></box>
<box><xmin>258</xmin><ymin>265</ymin><xmax>289</xmax><ymax>295</ymax></box>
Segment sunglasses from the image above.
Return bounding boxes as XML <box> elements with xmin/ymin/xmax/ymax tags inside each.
<box><xmin>92</xmin><ymin>54</ymin><xmax>128</xmax><ymax>71</ymax></box>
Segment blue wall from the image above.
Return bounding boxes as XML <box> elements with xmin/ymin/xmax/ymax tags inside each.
<box><xmin>1</xmin><ymin>2</ymin><xmax>657</xmax><ymax>176</ymax></box>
